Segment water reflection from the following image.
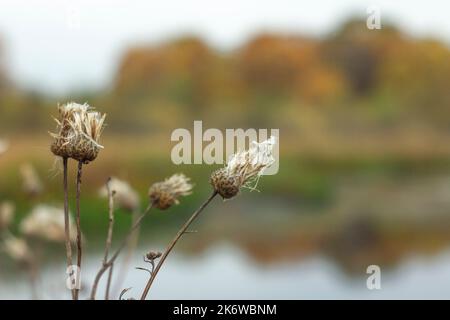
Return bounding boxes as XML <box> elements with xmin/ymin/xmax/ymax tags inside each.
<box><xmin>2</xmin><ymin>244</ymin><xmax>450</xmax><ymax>299</ymax></box>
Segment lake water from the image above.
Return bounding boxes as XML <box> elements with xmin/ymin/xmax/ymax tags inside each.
<box><xmin>2</xmin><ymin>243</ymin><xmax>450</xmax><ymax>299</ymax></box>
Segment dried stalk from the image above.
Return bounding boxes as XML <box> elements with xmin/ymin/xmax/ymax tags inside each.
<box><xmin>105</xmin><ymin>264</ymin><xmax>114</xmax><ymax>300</ymax></box>
<box><xmin>140</xmin><ymin>191</ymin><xmax>217</xmax><ymax>300</ymax></box>
<box><xmin>111</xmin><ymin>209</ymin><xmax>140</xmax><ymax>297</ymax></box>
<box><xmin>62</xmin><ymin>157</ymin><xmax>75</xmax><ymax>300</ymax></box>
<box><xmin>89</xmin><ymin>203</ymin><xmax>154</xmax><ymax>300</ymax></box>
<box><xmin>74</xmin><ymin>160</ymin><xmax>83</xmax><ymax>300</ymax></box>
<box><xmin>103</xmin><ymin>178</ymin><xmax>115</xmax><ymax>300</ymax></box>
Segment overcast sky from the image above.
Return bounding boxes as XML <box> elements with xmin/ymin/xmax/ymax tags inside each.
<box><xmin>0</xmin><ymin>0</ymin><xmax>449</xmax><ymax>96</ymax></box>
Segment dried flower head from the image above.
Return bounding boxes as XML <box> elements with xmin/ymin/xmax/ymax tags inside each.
<box><xmin>210</xmin><ymin>136</ymin><xmax>276</xmax><ymax>199</ymax></box>
<box><xmin>20</xmin><ymin>163</ymin><xmax>43</xmax><ymax>198</ymax></box>
<box><xmin>20</xmin><ymin>204</ymin><xmax>77</xmax><ymax>243</ymax></box>
<box><xmin>99</xmin><ymin>177</ymin><xmax>140</xmax><ymax>213</ymax></box>
<box><xmin>145</xmin><ymin>251</ymin><xmax>162</xmax><ymax>261</ymax></box>
<box><xmin>0</xmin><ymin>201</ymin><xmax>15</xmax><ymax>230</ymax></box>
<box><xmin>50</xmin><ymin>102</ymin><xmax>106</xmax><ymax>163</ymax></box>
<box><xmin>1</xmin><ymin>234</ymin><xmax>32</xmax><ymax>264</ymax></box>
<box><xmin>148</xmin><ymin>174</ymin><xmax>193</xmax><ymax>210</ymax></box>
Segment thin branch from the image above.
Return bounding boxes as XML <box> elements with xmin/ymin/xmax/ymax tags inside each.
<box><xmin>103</xmin><ymin>178</ymin><xmax>115</xmax><ymax>300</ymax></box>
<box><xmin>62</xmin><ymin>157</ymin><xmax>75</xmax><ymax>300</ymax></box>
<box><xmin>105</xmin><ymin>263</ymin><xmax>114</xmax><ymax>300</ymax></box>
<box><xmin>135</xmin><ymin>267</ymin><xmax>152</xmax><ymax>276</ymax></box>
<box><xmin>119</xmin><ymin>287</ymin><xmax>132</xmax><ymax>300</ymax></box>
<box><xmin>103</xmin><ymin>179</ymin><xmax>115</xmax><ymax>263</ymax></box>
<box><xmin>89</xmin><ymin>203</ymin><xmax>154</xmax><ymax>300</ymax></box>
<box><xmin>140</xmin><ymin>191</ymin><xmax>218</xmax><ymax>300</ymax></box>
<box><xmin>74</xmin><ymin>160</ymin><xmax>83</xmax><ymax>300</ymax></box>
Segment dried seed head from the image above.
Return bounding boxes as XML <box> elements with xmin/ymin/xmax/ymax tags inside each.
<box><xmin>20</xmin><ymin>163</ymin><xmax>43</xmax><ymax>198</ymax></box>
<box><xmin>99</xmin><ymin>177</ymin><xmax>140</xmax><ymax>213</ymax></box>
<box><xmin>2</xmin><ymin>234</ymin><xmax>32</xmax><ymax>264</ymax></box>
<box><xmin>210</xmin><ymin>169</ymin><xmax>240</xmax><ymax>199</ymax></box>
<box><xmin>210</xmin><ymin>136</ymin><xmax>276</xmax><ymax>199</ymax></box>
<box><xmin>20</xmin><ymin>204</ymin><xmax>77</xmax><ymax>243</ymax></box>
<box><xmin>50</xmin><ymin>102</ymin><xmax>106</xmax><ymax>163</ymax></box>
<box><xmin>0</xmin><ymin>201</ymin><xmax>15</xmax><ymax>230</ymax></box>
<box><xmin>148</xmin><ymin>174</ymin><xmax>193</xmax><ymax>210</ymax></box>
<box><xmin>145</xmin><ymin>251</ymin><xmax>162</xmax><ymax>261</ymax></box>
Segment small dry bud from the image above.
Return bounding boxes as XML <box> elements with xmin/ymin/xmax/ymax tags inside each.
<box><xmin>210</xmin><ymin>136</ymin><xmax>276</xmax><ymax>199</ymax></box>
<box><xmin>145</xmin><ymin>251</ymin><xmax>162</xmax><ymax>260</ymax></box>
<box><xmin>210</xmin><ymin>168</ymin><xmax>240</xmax><ymax>199</ymax></box>
<box><xmin>50</xmin><ymin>102</ymin><xmax>106</xmax><ymax>163</ymax></box>
<box><xmin>148</xmin><ymin>174</ymin><xmax>193</xmax><ymax>210</ymax></box>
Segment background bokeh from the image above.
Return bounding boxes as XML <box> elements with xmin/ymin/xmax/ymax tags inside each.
<box><xmin>1</xmin><ymin>0</ymin><xmax>450</xmax><ymax>299</ymax></box>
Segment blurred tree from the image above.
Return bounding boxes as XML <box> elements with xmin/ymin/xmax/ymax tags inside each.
<box><xmin>322</xmin><ymin>19</ymin><xmax>403</xmax><ymax>96</ymax></box>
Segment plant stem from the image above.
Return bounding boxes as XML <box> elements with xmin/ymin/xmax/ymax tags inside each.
<box><xmin>103</xmin><ymin>178</ymin><xmax>115</xmax><ymax>300</ymax></box>
<box><xmin>111</xmin><ymin>209</ymin><xmax>141</xmax><ymax>297</ymax></box>
<box><xmin>62</xmin><ymin>157</ymin><xmax>75</xmax><ymax>300</ymax></box>
<box><xmin>105</xmin><ymin>263</ymin><xmax>114</xmax><ymax>300</ymax></box>
<box><xmin>89</xmin><ymin>203</ymin><xmax>154</xmax><ymax>300</ymax></box>
<box><xmin>103</xmin><ymin>178</ymin><xmax>115</xmax><ymax>265</ymax></box>
<box><xmin>74</xmin><ymin>160</ymin><xmax>83</xmax><ymax>300</ymax></box>
<box><xmin>140</xmin><ymin>191</ymin><xmax>218</xmax><ymax>300</ymax></box>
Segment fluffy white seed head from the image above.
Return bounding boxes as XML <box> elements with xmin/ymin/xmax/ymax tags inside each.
<box><xmin>210</xmin><ymin>136</ymin><xmax>276</xmax><ymax>199</ymax></box>
<box><xmin>148</xmin><ymin>173</ymin><xmax>193</xmax><ymax>210</ymax></box>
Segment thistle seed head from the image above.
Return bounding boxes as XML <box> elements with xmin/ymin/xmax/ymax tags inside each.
<box><xmin>145</xmin><ymin>251</ymin><xmax>162</xmax><ymax>261</ymax></box>
<box><xmin>210</xmin><ymin>168</ymin><xmax>240</xmax><ymax>199</ymax></box>
<box><xmin>148</xmin><ymin>174</ymin><xmax>193</xmax><ymax>210</ymax></box>
<box><xmin>50</xmin><ymin>102</ymin><xmax>106</xmax><ymax>163</ymax></box>
<box><xmin>210</xmin><ymin>136</ymin><xmax>276</xmax><ymax>199</ymax></box>
<box><xmin>20</xmin><ymin>204</ymin><xmax>77</xmax><ymax>243</ymax></box>
<box><xmin>99</xmin><ymin>177</ymin><xmax>140</xmax><ymax>213</ymax></box>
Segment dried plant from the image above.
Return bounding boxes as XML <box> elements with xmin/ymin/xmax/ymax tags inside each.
<box><xmin>210</xmin><ymin>136</ymin><xmax>276</xmax><ymax>199</ymax></box>
<box><xmin>140</xmin><ymin>136</ymin><xmax>276</xmax><ymax>299</ymax></box>
<box><xmin>149</xmin><ymin>173</ymin><xmax>193</xmax><ymax>210</ymax></box>
<box><xmin>49</xmin><ymin>102</ymin><xmax>106</xmax><ymax>300</ymax></box>
<box><xmin>90</xmin><ymin>173</ymin><xmax>192</xmax><ymax>300</ymax></box>
<box><xmin>99</xmin><ymin>177</ymin><xmax>141</xmax><ymax>296</ymax></box>
<box><xmin>50</xmin><ymin>102</ymin><xmax>106</xmax><ymax>163</ymax></box>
